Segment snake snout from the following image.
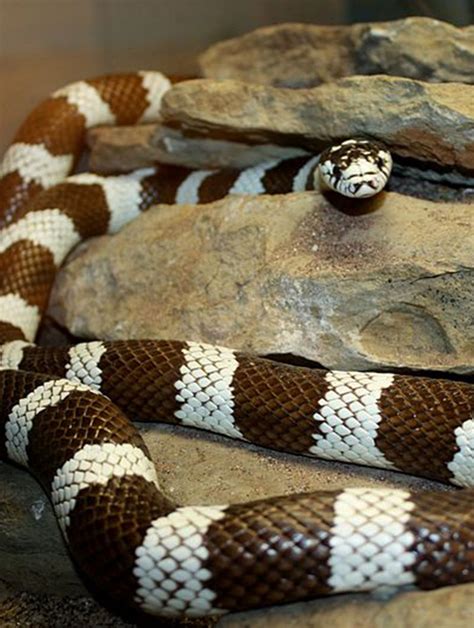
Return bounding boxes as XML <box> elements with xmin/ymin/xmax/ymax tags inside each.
<box><xmin>318</xmin><ymin>138</ymin><xmax>393</xmax><ymax>199</ymax></box>
<box><xmin>347</xmin><ymin>169</ymin><xmax>389</xmax><ymax>198</ymax></box>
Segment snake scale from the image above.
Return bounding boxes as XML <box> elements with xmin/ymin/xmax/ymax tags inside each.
<box><xmin>0</xmin><ymin>71</ymin><xmax>473</xmax><ymax>619</ymax></box>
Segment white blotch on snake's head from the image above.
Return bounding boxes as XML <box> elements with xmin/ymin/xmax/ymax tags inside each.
<box><xmin>317</xmin><ymin>139</ymin><xmax>393</xmax><ymax>198</ymax></box>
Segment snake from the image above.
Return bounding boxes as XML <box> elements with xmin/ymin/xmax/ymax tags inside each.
<box><xmin>0</xmin><ymin>71</ymin><xmax>472</xmax><ymax>620</ymax></box>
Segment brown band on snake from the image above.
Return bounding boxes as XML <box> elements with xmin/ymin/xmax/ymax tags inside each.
<box><xmin>20</xmin><ymin>345</ymin><xmax>71</xmax><ymax>378</ymax></box>
<box><xmin>376</xmin><ymin>376</ymin><xmax>474</xmax><ymax>483</ymax></box>
<box><xmin>27</xmin><ymin>181</ymin><xmax>111</xmax><ymax>238</ymax></box>
<box><xmin>0</xmin><ymin>171</ymin><xmax>45</xmax><ymax>226</ymax></box>
<box><xmin>205</xmin><ymin>491</ymin><xmax>335</xmax><ymax>611</ymax></box>
<box><xmin>197</xmin><ymin>169</ymin><xmax>240</xmax><ymax>203</ymax></box>
<box><xmin>0</xmin><ymin>368</ymin><xmax>50</xmax><ymax>404</ymax></box>
<box><xmin>0</xmin><ymin>240</ymin><xmax>56</xmax><ymax>308</ymax></box>
<box><xmin>142</xmin><ymin>165</ymin><xmax>194</xmax><ymax>205</ymax></box>
<box><xmin>232</xmin><ymin>356</ymin><xmax>330</xmax><ymax>453</ymax></box>
<box><xmin>0</xmin><ymin>321</ymin><xmax>27</xmax><ymax>344</ymax></box>
<box><xmin>26</xmin><ymin>389</ymin><xmax>150</xmax><ymax>485</ymax></box>
<box><xmin>87</xmin><ymin>74</ymin><xmax>149</xmax><ymax>125</ymax></box>
<box><xmin>96</xmin><ymin>340</ymin><xmax>187</xmax><ymax>423</ymax></box>
<box><xmin>261</xmin><ymin>156</ymin><xmax>313</xmax><ymax>194</ymax></box>
<box><xmin>407</xmin><ymin>489</ymin><xmax>474</xmax><ymax>589</ymax></box>
<box><xmin>67</xmin><ymin>474</ymin><xmax>174</xmax><ymax>607</ymax></box>
<box><xmin>13</xmin><ymin>96</ymin><xmax>86</xmax><ymax>157</ymax></box>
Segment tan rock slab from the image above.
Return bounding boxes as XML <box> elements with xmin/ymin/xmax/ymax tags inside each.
<box><xmin>48</xmin><ymin>191</ymin><xmax>474</xmax><ymax>375</ymax></box>
<box><xmin>200</xmin><ymin>18</ymin><xmax>474</xmax><ymax>87</ymax></box>
<box><xmin>160</xmin><ymin>75</ymin><xmax>474</xmax><ymax>174</ymax></box>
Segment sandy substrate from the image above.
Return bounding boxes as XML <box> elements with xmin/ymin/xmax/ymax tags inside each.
<box><xmin>3</xmin><ymin>422</ymin><xmax>469</xmax><ymax>628</ymax></box>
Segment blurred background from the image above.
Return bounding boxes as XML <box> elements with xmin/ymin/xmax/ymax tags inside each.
<box><xmin>1</xmin><ymin>0</ymin><xmax>473</xmax><ymax>151</ymax></box>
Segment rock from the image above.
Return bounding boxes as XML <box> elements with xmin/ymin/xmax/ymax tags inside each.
<box><xmin>0</xmin><ymin>461</ymin><xmax>87</xmax><ymax>598</ymax></box>
<box><xmin>0</xmin><ymin>591</ymin><xmax>140</xmax><ymax>628</ymax></box>
<box><xmin>48</xmin><ymin>191</ymin><xmax>474</xmax><ymax>375</ymax></box>
<box><xmin>200</xmin><ymin>18</ymin><xmax>474</xmax><ymax>87</ymax></box>
<box><xmin>0</xmin><ymin>421</ymin><xmax>465</xmax><ymax>625</ymax></box>
<box><xmin>160</xmin><ymin>76</ymin><xmax>474</xmax><ymax>176</ymax></box>
<box><xmin>86</xmin><ymin>124</ymin><xmax>159</xmax><ymax>174</ymax></box>
<box><xmin>87</xmin><ymin>124</ymin><xmax>308</xmax><ymax>173</ymax></box>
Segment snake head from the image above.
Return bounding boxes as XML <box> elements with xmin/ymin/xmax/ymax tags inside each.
<box><xmin>317</xmin><ymin>139</ymin><xmax>393</xmax><ymax>199</ymax></box>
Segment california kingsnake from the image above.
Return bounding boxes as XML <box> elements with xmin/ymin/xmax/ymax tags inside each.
<box><xmin>0</xmin><ymin>71</ymin><xmax>472</xmax><ymax>620</ymax></box>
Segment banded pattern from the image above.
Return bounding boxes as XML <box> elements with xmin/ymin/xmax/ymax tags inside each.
<box><xmin>174</xmin><ymin>342</ymin><xmax>244</xmax><ymax>439</ymax></box>
<box><xmin>134</xmin><ymin>505</ymin><xmax>229</xmax><ymax>617</ymax></box>
<box><xmin>52</xmin><ymin>441</ymin><xmax>159</xmax><ymax>533</ymax></box>
<box><xmin>5</xmin><ymin>377</ymin><xmax>98</xmax><ymax>466</ymax></box>
<box><xmin>9</xmin><ymin>340</ymin><xmax>474</xmax><ymax>486</ymax></box>
<box><xmin>319</xmin><ymin>139</ymin><xmax>392</xmax><ymax>197</ymax></box>
<box><xmin>328</xmin><ymin>488</ymin><xmax>416</xmax><ymax>592</ymax></box>
<box><xmin>0</xmin><ymin>70</ymin><xmax>472</xmax><ymax>620</ymax></box>
<box><xmin>310</xmin><ymin>371</ymin><xmax>398</xmax><ymax>469</ymax></box>
<box><xmin>0</xmin><ymin>72</ymin><xmax>171</xmax><ymax>228</ymax></box>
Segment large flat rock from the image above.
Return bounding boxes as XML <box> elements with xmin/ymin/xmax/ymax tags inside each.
<box><xmin>160</xmin><ymin>76</ymin><xmax>474</xmax><ymax>175</ymax></box>
<box><xmin>48</xmin><ymin>191</ymin><xmax>474</xmax><ymax>375</ymax></box>
<box><xmin>200</xmin><ymin>18</ymin><xmax>474</xmax><ymax>87</ymax></box>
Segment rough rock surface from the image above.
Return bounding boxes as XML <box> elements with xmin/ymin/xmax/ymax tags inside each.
<box><xmin>0</xmin><ymin>592</ymin><xmax>140</xmax><ymax>628</ymax></box>
<box><xmin>87</xmin><ymin>124</ymin><xmax>307</xmax><ymax>173</ymax></box>
<box><xmin>160</xmin><ymin>76</ymin><xmax>474</xmax><ymax>176</ymax></box>
<box><xmin>2</xmin><ymin>422</ymin><xmax>472</xmax><ymax>628</ymax></box>
<box><xmin>0</xmin><ymin>461</ymin><xmax>86</xmax><ymax>598</ymax></box>
<box><xmin>48</xmin><ymin>191</ymin><xmax>473</xmax><ymax>375</ymax></box>
<box><xmin>200</xmin><ymin>18</ymin><xmax>474</xmax><ymax>87</ymax></box>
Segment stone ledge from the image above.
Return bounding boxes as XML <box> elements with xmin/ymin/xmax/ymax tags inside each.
<box><xmin>200</xmin><ymin>18</ymin><xmax>474</xmax><ymax>87</ymax></box>
<box><xmin>160</xmin><ymin>75</ymin><xmax>474</xmax><ymax>174</ymax></box>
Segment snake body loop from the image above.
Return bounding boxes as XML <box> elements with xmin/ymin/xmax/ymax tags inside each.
<box><xmin>0</xmin><ymin>72</ymin><xmax>472</xmax><ymax>619</ymax></box>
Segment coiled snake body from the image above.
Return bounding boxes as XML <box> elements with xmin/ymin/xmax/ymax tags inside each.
<box><xmin>0</xmin><ymin>72</ymin><xmax>472</xmax><ymax>619</ymax></box>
